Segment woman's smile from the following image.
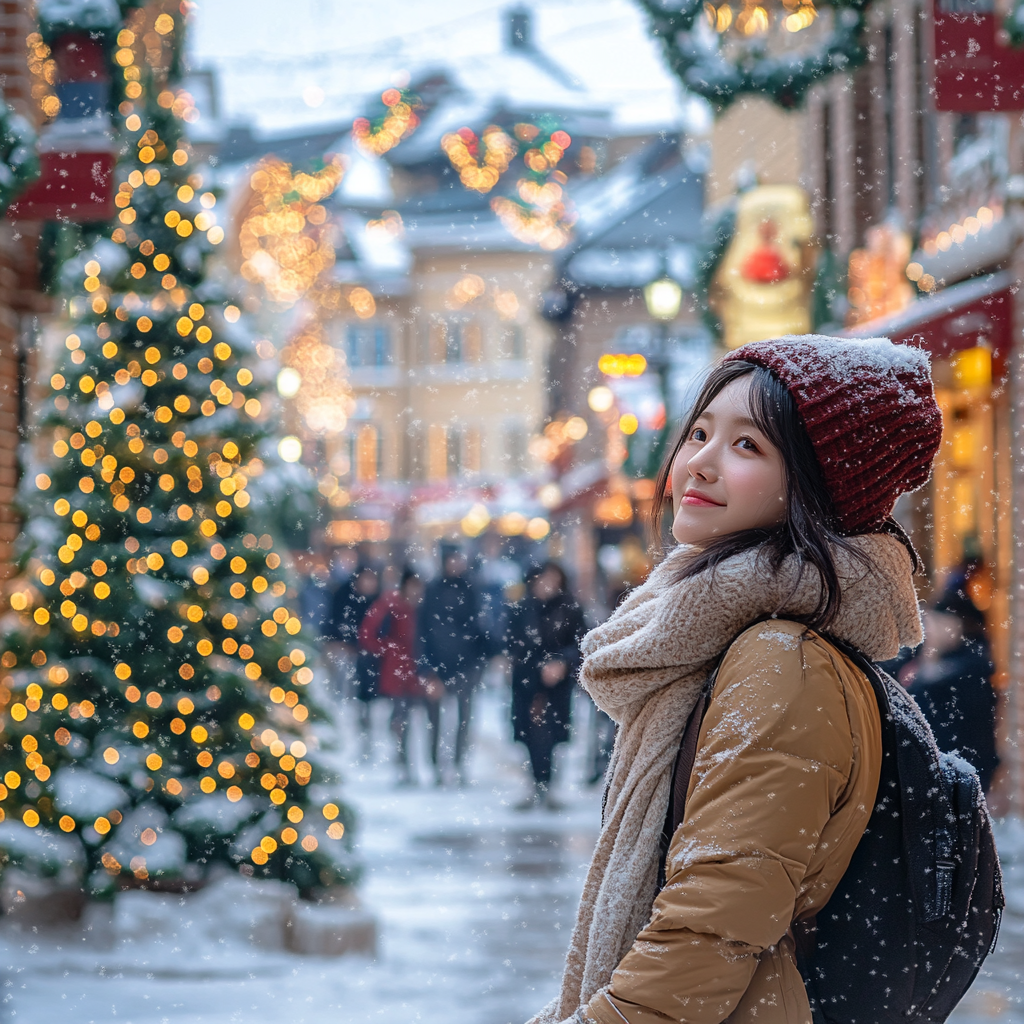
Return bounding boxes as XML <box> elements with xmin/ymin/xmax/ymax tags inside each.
<box><xmin>681</xmin><ymin>490</ymin><xmax>724</xmax><ymax>507</ymax></box>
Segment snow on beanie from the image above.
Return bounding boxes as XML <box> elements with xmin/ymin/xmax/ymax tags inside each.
<box><xmin>724</xmin><ymin>335</ymin><xmax>943</xmax><ymax>536</ymax></box>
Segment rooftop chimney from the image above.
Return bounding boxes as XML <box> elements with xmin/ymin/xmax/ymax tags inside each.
<box><xmin>507</xmin><ymin>7</ymin><xmax>532</xmax><ymax>50</ymax></box>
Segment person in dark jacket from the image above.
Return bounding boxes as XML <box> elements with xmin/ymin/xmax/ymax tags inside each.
<box><xmin>905</xmin><ymin>585</ymin><xmax>999</xmax><ymax>792</ymax></box>
<box><xmin>505</xmin><ymin>561</ymin><xmax>586</xmax><ymax>810</ymax></box>
<box><xmin>330</xmin><ymin>563</ymin><xmax>381</xmax><ymax>749</ymax></box>
<box><xmin>418</xmin><ymin>544</ymin><xmax>486</xmax><ymax>781</ymax></box>
<box><xmin>360</xmin><ymin>568</ymin><xmax>442</xmax><ymax>785</ymax></box>
<box><xmin>318</xmin><ymin>548</ymin><xmax>358</xmax><ymax>700</ymax></box>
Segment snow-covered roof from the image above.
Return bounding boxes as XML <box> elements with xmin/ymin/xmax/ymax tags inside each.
<box><xmin>386</xmin><ymin>56</ymin><xmax>609</xmax><ymax>169</ymax></box>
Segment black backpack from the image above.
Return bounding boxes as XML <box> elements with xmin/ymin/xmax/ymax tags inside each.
<box><xmin>659</xmin><ymin>628</ymin><xmax>1004</xmax><ymax>1024</ymax></box>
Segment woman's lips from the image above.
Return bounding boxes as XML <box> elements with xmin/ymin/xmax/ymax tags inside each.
<box><xmin>681</xmin><ymin>493</ymin><xmax>724</xmax><ymax>507</ymax></box>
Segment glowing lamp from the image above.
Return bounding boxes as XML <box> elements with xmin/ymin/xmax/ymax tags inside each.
<box><xmin>952</xmin><ymin>347</ymin><xmax>991</xmax><ymax>389</ymax></box>
<box><xmin>643</xmin><ymin>277</ymin><xmax>683</xmax><ymax>321</ymax></box>
<box><xmin>460</xmin><ymin>503</ymin><xmax>491</xmax><ymax>537</ymax></box>
<box><xmin>278</xmin><ymin>436</ymin><xmax>303</xmax><ymax>463</ymax></box>
<box><xmin>497</xmin><ymin>512</ymin><xmax>528</xmax><ymax>536</ymax></box>
<box><xmin>564</xmin><ymin>416</ymin><xmax>589</xmax><ymax>440</ymax></box>
<box><xmin>526</xmin><ymin>517</ymin><xmax>550</xmax><ymax>540</ymax></box>
<box><xmin>277</xmin><ymin>367</ymin><xmax>302</xmax><ymax>398</ymax></box>
<box><xmin>588</xmin><ymin>386</ymin><xmax>615</xmax><ymax>413</ymax></box>
<box><xmin>538</xmin><ymin>483</ymin><xmax>562</xmax><ymax>509</ymax></box>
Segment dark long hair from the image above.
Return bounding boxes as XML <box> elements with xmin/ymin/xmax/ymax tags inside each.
<box><xmin>651</xmin><ymin>360</ymin><xmax>890</xmax><ymax>632</ymax></box>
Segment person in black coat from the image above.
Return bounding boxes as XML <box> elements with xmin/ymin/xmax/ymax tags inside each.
<box><xmin>329</xmin><ymin>563</ymin><xmax>381</xmax><ymax>750</ymax></box>
<box><xmin>905</xmin><ymin>586</ymin><xmax>999</xmax><ymax>793</ymax></box>
<box><xmin>418</xmin><ymin>544</ymin><xmax>487</xmax><ymax>779</ymax></box>
<box><xmin>504</xmin><ymin>561</ymin><xmax>586</xmax><ymax>810</ymax></box>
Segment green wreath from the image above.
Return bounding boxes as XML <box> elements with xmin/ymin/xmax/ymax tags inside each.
<box><xmin>1004</xmin><ymin>0</ymin><xmax>1024</xmax><ymax>47</ymax></box>
<box><xmin>0</xmin><ymin>100</ymin><xmax>39</xmax><ymax>215</ymax></box>
<box><xmin>635</xmin><ymin>0</ymin><xmax>872</xmax><ymax>111</ymax></box>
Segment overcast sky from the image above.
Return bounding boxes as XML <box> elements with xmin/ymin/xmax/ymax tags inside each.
<box><xmin>187</xmin><ymin>0</ymin><xmax>693</xmax><ymax>135</ymax></box>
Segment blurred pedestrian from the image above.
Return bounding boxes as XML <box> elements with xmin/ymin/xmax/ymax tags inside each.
<box><xmin>473</xmin><ymin>530</ymin><xmax>521</xmax><ymax>658</ymax></box>
<box><xmin>320</xmin><ymin>548</ymin><xmax>359</xmax><ymax>700</ymax></box>
<box><xmin>360</xmin><ymin>568</ymin><xmax>442</xmax><ymax>785</ymax></box>
<box><xmin>505</xmin><ymin>561</ymin><xmax>585</xmax><ymax>810</ymax></box>
<box><xmin>418</xmin><ymin>543</ymin><xmax>486</xmax><ymax>782</ymax></box>
<box><xmin>332</xmin><ymin>562</ymin><xmax>381</xmax><ymax>749</ymax></box>
<box><xmin>904</xmin><ymin>584</ymin><xmax>999</xmax><ymax>792</ymax></box>
<box><xmin>299</xmin><ymin>557</ymin><xmax>332</xmax><ymax>638</ymax></box>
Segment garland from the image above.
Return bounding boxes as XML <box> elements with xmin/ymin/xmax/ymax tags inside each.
<box><xmin>441</xmin><ymin>125</ymin><xmax>517</xmax><ymax>193</ymax></box>
<box><xmin>635</xmin><ymin>0</ymin><xmax>871</xmax><ymax>111</ymax></box>
<box><xmin>489</xmin><ymin>121</ymin><xmax>575</xmax><ymax>250</ymax></box>
<box><xmin>352</xmin><ymin>87</ymin><xmax>421</xmax><ymax>156</ymax></box>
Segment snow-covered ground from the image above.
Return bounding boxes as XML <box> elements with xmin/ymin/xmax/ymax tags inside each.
<box><xmin>2</xmin><ymin>676</ymin><xmax>1023</xmax><ymax>1023</ymax></box>
<box><xmin>948</xmin><ymin>815</ymin><xmax>1024</xmax><ymax>1024</ymax></box>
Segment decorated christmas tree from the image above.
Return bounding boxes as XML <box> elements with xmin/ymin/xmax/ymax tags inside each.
<box><xmin>0</xmin><ymin>1</ymin><xmax>352</xmax><ymax>897</ymax></box>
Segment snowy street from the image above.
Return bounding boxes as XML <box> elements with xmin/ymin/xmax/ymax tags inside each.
<box><xmin>2</xmin><ymin>677</ymin><xmax>1022</xmax><ymax>1023</ymax></box>
<box><xmin>1</xmin><ymin>680</ymin><xmax>603</xmax><ymax>1024</ymax></box>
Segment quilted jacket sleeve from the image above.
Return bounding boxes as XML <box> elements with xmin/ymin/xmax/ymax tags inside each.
<box><xmin>581</xmin><ymin>624</ymin><xmax>858</xmax><ymax>1024</ymax></box>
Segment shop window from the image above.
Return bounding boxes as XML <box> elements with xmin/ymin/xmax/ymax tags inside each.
<box><xmin>427</xmin><ymin>424</ymin><xmax>448</xmax><ymax>480</ymax></box>
<box><xmin>462</xmin><ymin>426</ymin><xmax>482</xmax><ymax>475</ymax></box>
<box><xmin>927</xmin><ymin>345</ymin><xmax>1011</xmax><ymax>688</ymax></box>
<box><xmin>423</xmin><ymin>424</ymin><xmax>480</xmax><ymax>478</ymax></box>
<box><xmin>504</xmin><ymin>422</ymin><xmax>527</xmax><ymax>474</ymax></box>
<box><xmin>446</xmin><ymin>427</ymin><xmax>462</xmax><ymax>477</ymax></box>
<box><xmin>355</xmin><ymin>424</ymin><xmax>380</xmax><ymax>482</ymax></box>
<box><xmin>462</xmin><ymin>322</ymin><xmax>483</xmax><ymax>363</ymax></box>
<box><xmin>425</xmin><ymin>322</ymin><xmax>447</xmax><ymax>363</ymax></box>
<box><xmin>444</xmin><ymin>323</ymin><xmax>462</xmax><ymax>363</ymax></box>
<box><xmin>346</xmin><ymin>324</ymin><xmax>390</xmax><ymax>367</ymax></box>
<box><xmin>498</xmin><ymin>324</ymin><xmax>524</xmax><ymax>360</ymax></box>
<box><xmin>423</xmin><ymin>319</ymin><xmax>485</xmax><ymax>364</ymax></box>
<box><xmin>405</xmin><ymin>423</ymin><xmax>424</xmax><ymax>482</ymax></box>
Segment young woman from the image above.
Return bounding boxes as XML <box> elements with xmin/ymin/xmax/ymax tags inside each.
<box><xmin>529</xmin><ymin>336</ymin><xmax>943</xmax><ymax>1024</ymax></box>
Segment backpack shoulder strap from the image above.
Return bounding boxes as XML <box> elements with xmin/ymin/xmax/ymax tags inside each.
<box><xmin>656</xmin><ymin>664</ymin><xmax>718</xmax><ymax>890</ymax></box>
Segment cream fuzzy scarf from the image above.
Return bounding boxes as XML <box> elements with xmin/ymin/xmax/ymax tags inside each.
<box><xmin>529</xmin><ymin>534</ymin><xmax>923</xmax><ymax>1024</ymax></box>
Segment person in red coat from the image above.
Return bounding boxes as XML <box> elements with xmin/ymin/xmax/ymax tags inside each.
<box><xmin>359</xmin><ymin>568</ymin><xmax>441</xmax><ymax>785</ymax></box>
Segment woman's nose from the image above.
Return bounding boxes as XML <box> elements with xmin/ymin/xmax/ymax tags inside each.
<box><xmin>687</xmin><ymin>446</ymin><xmax>716</xmax><ymax>482</ymax></box>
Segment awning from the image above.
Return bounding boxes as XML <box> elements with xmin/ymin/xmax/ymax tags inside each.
<box><xmin>844</xmin><ymin>271</ymin><xmax>1015</xmax><ymax>376</ymax></box>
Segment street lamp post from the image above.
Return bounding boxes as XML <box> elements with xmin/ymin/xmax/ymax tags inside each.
<box><xmin>642</xmin><ymin>267</ymin><xmax>682</xmax><ymax>405</ymax></box>
<box><xmin>643</xmin><ymin>275</ymin><xmax>683</xmax><ymax>325</ymax></box>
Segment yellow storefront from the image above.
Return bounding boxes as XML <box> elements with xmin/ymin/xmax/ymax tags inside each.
<box><xmin>848</xmin><ymin>272</ymin><xmax>1016</xmax><ymax>799</ymax></box>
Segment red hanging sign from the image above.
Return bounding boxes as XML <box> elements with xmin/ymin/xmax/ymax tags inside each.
<box><xmin>6</xmin><ymin>32</ymin><xmax>115</xmax><ymax>221</ymax></box>
<box><xmin>933</xmin><ymin>0</ymin><xmax>1024</xmax><ymax>112</ymax></box>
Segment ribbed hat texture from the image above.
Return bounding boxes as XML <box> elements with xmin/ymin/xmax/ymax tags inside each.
<box><xmin>724</xmin><ymin>335</ymin><xmax>943</xmax><ymax>535</ymax></box>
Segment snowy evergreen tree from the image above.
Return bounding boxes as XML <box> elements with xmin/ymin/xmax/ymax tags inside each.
<box><xmin>0</xmin><ymin>1</ymin><xmax>353</xmax><ymax>897</ymax></box>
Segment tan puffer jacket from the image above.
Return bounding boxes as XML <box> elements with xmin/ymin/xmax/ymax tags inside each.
<box><xmin>580</xmin><ymin>619</ymin><xmax>882</xmax><ymax>1024</ymax></box>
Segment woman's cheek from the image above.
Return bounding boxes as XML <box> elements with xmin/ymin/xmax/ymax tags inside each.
<box><xmin>669</xmin><ymin>458</ymin><xmax>685</xmax><ymax>515</ymax></box>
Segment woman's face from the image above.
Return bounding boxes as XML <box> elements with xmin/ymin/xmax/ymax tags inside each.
<box><xmin>670</xmin><ymin>376</ymin><xmax>788</xmax><ymax>546</ymax></box>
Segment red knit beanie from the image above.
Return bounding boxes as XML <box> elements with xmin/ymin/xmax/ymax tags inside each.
<box><xmin>724</xmin><ymin>335</ymin><xmax>943</xmax><ymax>536</ymax></box>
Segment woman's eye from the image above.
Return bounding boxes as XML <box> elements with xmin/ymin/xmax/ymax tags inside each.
<box><xmin>736</xmin><ymin>437</ymin><xmax>759</xmax><ymax>452</ymax></box>
<box><xmin>690</xmin><ymin>427</ymin><xmax>707</xmax><ymax>442</ymax></box>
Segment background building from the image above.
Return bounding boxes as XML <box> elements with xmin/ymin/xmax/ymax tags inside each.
<box><xmin>198</xmin><ymin>7</ymin><xmax>705</xmax><ymax>572</ymax></box>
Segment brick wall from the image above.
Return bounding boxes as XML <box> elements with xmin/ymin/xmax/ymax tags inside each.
<box><xmin>0</xmin><ymin>0</ymin><xmax>49</xmax><ymax>585</ymax></box>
